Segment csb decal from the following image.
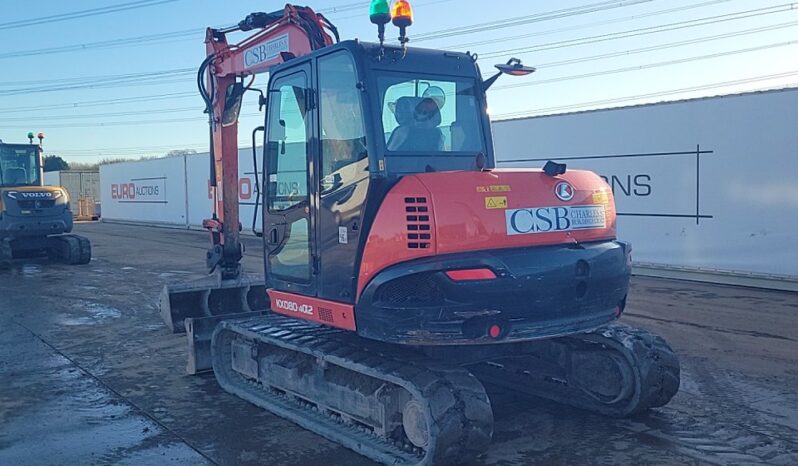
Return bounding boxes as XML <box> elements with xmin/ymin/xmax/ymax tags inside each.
<box><xmin>505</xmin><ymin>205</ymin><xmax>606</xmax><ymax>236</ymax></box>
<box><xmin>244</xmin><ymin>34</ymin><xmax>289</xmax><ymax>68</ymax></box>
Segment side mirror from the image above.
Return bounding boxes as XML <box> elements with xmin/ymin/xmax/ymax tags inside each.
<box><xmin>222</xmin><ymin>82</ymin><xmax>245</xmax><ymax>127</ymax></box>
<box><xmin>495</xmin><ymin>58</ymin><xmax>536</xmax><ymax>77</ymax></box>
<box><xmin>483</xmin><ymin>58</ymin><xmax>536</xmax><ymax>91</ymax></box>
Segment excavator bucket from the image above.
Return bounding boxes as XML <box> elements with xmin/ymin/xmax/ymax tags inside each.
<box><xmin>159</xmin><ymin>273</ymin><xmax>268</xmax><ymax>333</ymax></box>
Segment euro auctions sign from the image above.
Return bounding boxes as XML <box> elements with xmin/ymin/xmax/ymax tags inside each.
<box><xmin>110</xmin><ymin>177</ymin><xmax>167</xmax><ymax>203</ymax></box>
<box><xmin>505</xmin><ymin>205</ymin><xmax>606</xmax><ymax>236</ymax></box>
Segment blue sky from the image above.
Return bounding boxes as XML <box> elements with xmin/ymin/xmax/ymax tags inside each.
<box><xmin>1</xmin><ymin>0</ymin><xmax>797</xmax><ymax>163</ymax></box>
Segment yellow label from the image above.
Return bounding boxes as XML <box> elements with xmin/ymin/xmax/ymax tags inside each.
<box><xmin>378</xmin><ymin>160</ymin><xmax>385</xmax><ymax>171</ymax></box>
<box><xmin>477</xmin><ymin>185</ymin><xmax>511</xmax><ymax>193</ymax></box>
<box><xmin>592</xmin><ymin>191</ymin><xmax>610</xmax><ymax>204</ymax></box>
<box><xmin>484</xmin><ymin>196</ymin><xmax>508</xmax><ymax>209</ymax></box>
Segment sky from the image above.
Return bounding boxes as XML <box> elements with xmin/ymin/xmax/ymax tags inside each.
<box><xmin>1</xmin><ymin>0</ymin><xmax>797</xmax><ymax>163</ymax></box>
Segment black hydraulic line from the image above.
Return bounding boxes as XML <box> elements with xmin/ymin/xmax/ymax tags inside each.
<box><xmin>197</xmin><ymin>54</ymin><xmax>217</xmax><ymax>195</ymax></box>
<box><xmin>317</xmin><ymin>13</ymin><xmax>340</xmax><ymax>43</ymax></box>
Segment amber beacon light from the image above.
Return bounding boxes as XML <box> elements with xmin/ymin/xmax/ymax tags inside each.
<box><xmin>391</xmin><ymin>0</ymin><xmax>413</xmax><ymax>47</ymax></box>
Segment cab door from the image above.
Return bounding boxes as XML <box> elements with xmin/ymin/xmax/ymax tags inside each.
<box><xmin>263</xmin><ymin>63</ymin><xmax>317</xmax><ymax>296</ymax></box>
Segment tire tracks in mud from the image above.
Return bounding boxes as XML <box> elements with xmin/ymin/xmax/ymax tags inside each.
<box><xmin>625</xmin><ymin>312</ymin><xmax>798</xmax><ymax>343</ymax></box>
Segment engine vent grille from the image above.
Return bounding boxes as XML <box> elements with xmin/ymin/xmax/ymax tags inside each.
<box><xmin>317</xmin><ymin>307</ymin><xmax>334</xmax><ymax>323</ymax></box>
<box><xmin>404</xmin><ymin>197</ymin><xmax>431</xmax><ymax>249</ymax></box>
<box><xmin>18</xmin><ymin>200</ymin><xmax>55</xmax><ymax>209</ymax></box>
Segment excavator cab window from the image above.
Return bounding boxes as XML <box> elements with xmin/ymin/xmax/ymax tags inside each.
<box><xmin>265</xmin><ymin>71</ymin><xmax>311</xmax><ymax>282</ymax></box>
<box><xmin>318</xmin><ymin>51</ymin><xmax>368</xmax><ymax>195</ymax></box>
<box><xmin>380</xmin><ymin>75</ymin><xmax>484</xmax><ymax>154</ymax></box>
<box><xmin>0</xmin><ymin>145</ymin><xmax>40</xmax><ymax>187</ymax></box>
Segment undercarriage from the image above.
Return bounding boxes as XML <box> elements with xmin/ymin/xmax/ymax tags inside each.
<box><xmin>0</xmin><ymin>234</ymin><xmax>91</xmax><ymax>266</ymax></box>
<box><xmin>210</xmin><ymin>313</ymin><xmax>679</xmax><ymax>466</ymax></box>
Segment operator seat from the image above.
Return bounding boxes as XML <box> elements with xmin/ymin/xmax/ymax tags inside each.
<box><xmin>387</xmin><ymin>97</ymin><xmax>444</xmax><ymax>152</ymax></box>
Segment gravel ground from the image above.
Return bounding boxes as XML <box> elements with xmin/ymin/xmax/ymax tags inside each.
<box><xmin>1</xmin><ymin>222</ymin><xmax>796</xmax><ymax>466</ymax></box>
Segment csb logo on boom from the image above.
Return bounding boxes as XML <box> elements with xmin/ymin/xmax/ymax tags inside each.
<box><xmin>244</xmin><ymin>34</ymin><xmax>289</xmax><ymax>68</ymax></box>
<box><xmin>275</xmin><ymin>298</ymin><xmax>314</xmax><ymax>316</ymax></box>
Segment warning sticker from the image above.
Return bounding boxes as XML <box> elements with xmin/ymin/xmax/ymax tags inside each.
<box><xmin>485</xmin><ymin>196</ymin><xmax>508</xmax><ymax>209</ymax></box>
<box><xmin>477</xmin><ymin>185</ymin><xmax>511</xmax><ymax>193</ymax></box>
<box><xmin>592</xmin><ymin>191</ymin><xmax>610</xmax><ymax>204</ymax></box>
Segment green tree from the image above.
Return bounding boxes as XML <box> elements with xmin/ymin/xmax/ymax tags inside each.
<box><xmin>43</xmin><ymin>155</ymin><xmax>69</xmax><ymax>172</ymax></box>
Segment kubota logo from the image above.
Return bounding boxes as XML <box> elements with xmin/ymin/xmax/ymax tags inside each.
<box><xmin>554</xmin><ymin>181</ymin><xmax>575</xmax><ymax>201</ymax></box>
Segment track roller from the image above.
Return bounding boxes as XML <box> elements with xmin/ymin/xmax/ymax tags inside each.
<box><xmin>211</xmin><ymin>314</ymin><xmax>493</xmax><ymax>466</ymax></box>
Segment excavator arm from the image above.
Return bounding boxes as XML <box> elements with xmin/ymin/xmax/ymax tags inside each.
<box><xmin>160</xmin><ymin>5</ymin><xmax>337</xmax><ymax>336</ymax></box>
<box><xmin>201</xmin><ymin>4</ymin><xmax>337</xmax><ymax>278</ymax></box>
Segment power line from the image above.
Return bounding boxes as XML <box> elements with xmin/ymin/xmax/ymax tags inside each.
<box><xmin>492</xmin><ymin>39</ymin><xmax>798</xmax><ymax>92</ymax></box>
<box><xmin>449</xmin><ymin>0</ymin><xmax>732</xmax><ymax>51</ymax></box>
<box><xmin>0</xmin><ymin>0</ymin><xmax>644</xmax><ymax>60</ymax></box>
<box><xmin>532</xmin><ymin>19</ymin><xmax>798</xmax><ymax>69</ymax></box>
<box><xmin>0</xmin><ymin>28</ymin><xmax>202</xmax><ymax>60</ymax></box>
<box><xmin>412</xmin><ymin>0</ymin><xmax>655</xmax><ymax>42</ymax></box>
<box><xmin>5</xmin><ymin>92</ymin><xmax>196</xmax><ymax>113</ymax></box>
<box><xmin>0</xmin><ymin>0</ymin><xmax>179</xmax><ymax>31</ymax></box>
<box><xmin>493</xmin><ymin>71</ymin><xmax>798</xmax><ymax>119</ymax></box>
<box><xmin>471</xmin><ymin>2</ymin><xmax>798</xmax><ymax>77</ymax></box>
<box><xmin>10</xmin><ymin>36</ymin><xmax>797</xmax><ymax>129</ymax></box>
<box><xmin>479</xmin><ymin>2</ymin><xmax>798</xmax><ymax>59</ymax></box>
<box><xmin>13</xmin><ymin>18</ymin><xmax>798</xmax><ymax>121</ymax></box>
<box><xmin>0</xmin><ymin>106</ymin><xmax>202</xmax><ymax>122</ymax></box>
<box><xmin>0</xmin><ymin>2</ymin><xmax>382</xmax><ymax>61</ymax></box>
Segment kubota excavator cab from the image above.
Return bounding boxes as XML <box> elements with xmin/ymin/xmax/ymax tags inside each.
<box><xmin>254</xmin><ymin>41</ymin><xmax>630</xmax><ymax>344</ymax></box>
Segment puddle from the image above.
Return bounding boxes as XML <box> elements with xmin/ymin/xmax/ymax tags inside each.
<box><xmin>59</xmin><ymin>303</ymin><xmax>122</xmax><ymax>326</ymax></box>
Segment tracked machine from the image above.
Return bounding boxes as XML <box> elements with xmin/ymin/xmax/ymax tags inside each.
<box><xmin>0</xmin><ymin>133</ymin><xmax>90</xmax><ymax>266</ymax></box>
<box><xmin>160</xmin><ymin>2</ymin><xmax>680</xmax><ymax>464</ymax></box>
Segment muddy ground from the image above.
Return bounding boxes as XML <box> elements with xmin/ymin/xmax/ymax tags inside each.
<box><xmin>1</xmin><ymin>222</ymin><xmax>797</xmax><ymax>465</ymax></box>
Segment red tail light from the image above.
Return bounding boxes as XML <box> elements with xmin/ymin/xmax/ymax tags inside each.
<box><xmin>445</xmin><ymin>268</ymin><xmax>496</xmax><ymax>281</ymax></box>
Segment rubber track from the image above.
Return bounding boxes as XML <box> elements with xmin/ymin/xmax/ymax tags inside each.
<box><xmin>0</xmin><ymin>239</ymin><xmax>11</xmax><ymax>267</ymax></box>
<box><xmin>212</xmin><ymin>315</ymin><xmax>493</xmax><ymax>466</ymax></box>
<box><xmin>471</xmin><ymin>322</ymin><xmax>680</xmax><ymax>417</ymax></box>
<box><xmin>51</xmin><ymin>234</ymin><xmax>91</xmax><ymax>265</ymax></box>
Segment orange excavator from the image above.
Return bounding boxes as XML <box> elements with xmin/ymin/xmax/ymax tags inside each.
<box><xmin>160</xmin><ymin>2</ymin><xmax>679</xmax><ymax>464</ymax></box>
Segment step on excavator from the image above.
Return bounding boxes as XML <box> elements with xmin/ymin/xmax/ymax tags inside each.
<box><xmin>0</xmin><ymin>133</ymin><xmax>91</xmax><ymax>267</ymax></box>
<box><xmin>160</xmin><ymin>2</ymin><xmax>680</xmax><ymax>464</ymax></box>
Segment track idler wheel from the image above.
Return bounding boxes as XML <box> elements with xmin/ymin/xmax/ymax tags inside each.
<box><xmin>469</xmin><ymin>323</ymin><xmax>680</xmax><ymax>417</ymax></box>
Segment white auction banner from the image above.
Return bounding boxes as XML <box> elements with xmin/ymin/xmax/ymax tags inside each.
<box><xmin>492</xmin><ymin>88</ymin><xmax>798</xmax><ymax>280</ymax></box>
<box><xmin>102</xmin><ymin>148</ymin><xmax>263</xmax><ymax>232</ymax></box>
<box><xmin>185</xmin><ymin>147</ymin><xmax>262</xmax><ymax>233</ymax></box>
<box><xmin>100</xmin><ymin>156</ymin><xmax>187</xmax><ymax>224</ymax></box>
